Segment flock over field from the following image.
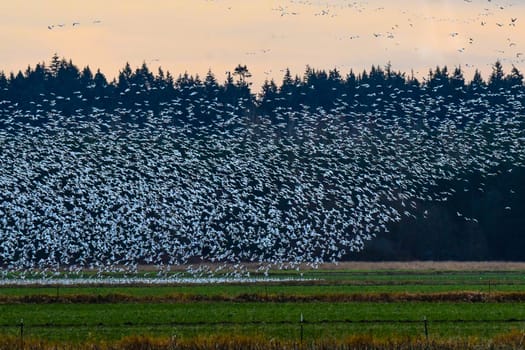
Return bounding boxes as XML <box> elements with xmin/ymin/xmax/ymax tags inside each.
<box><xmin>0</xmin><ymin>58</ymin><xmax>524</xmax><ymax>275</ymax></box>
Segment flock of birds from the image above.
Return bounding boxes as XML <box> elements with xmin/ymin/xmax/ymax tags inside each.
<box><xmin>202</xmin><ymin>0</ymin><xmax>525</xmax><ymax>78</ymax></box>
<box><xmin>45</xmin><ymin>0</ymin><xmax>523</xmax><ymax>70</ymax></box>
<box><xmin>0</xmin><ymin>81</ymin><xmax>524</xmax><ymax>278</ymax></box>
<box><xmin>10</xmin><ymin>0</ymin><xmax>525</xmax><ymax>278</ymax></box>
<box><xmin>47</xmin><ymin>20</ymin><xmax>102</xmax><ymax>30</ymax></box>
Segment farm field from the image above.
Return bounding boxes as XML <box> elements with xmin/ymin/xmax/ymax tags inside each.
<box><xmin>1</xmin><ymin>301</ymin><xmax>525</xmax><ymax>341</ymax></box>
<box><xmin>0</xmin><ymin>262</ymin><xmax>525</xmax><ymax>349</ymax></box>
<box><xmin>1</xmin><ymin>274</ymin><xmax>525</xmax><ymax>298</ymax></box>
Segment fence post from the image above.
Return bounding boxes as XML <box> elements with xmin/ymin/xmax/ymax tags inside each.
<box><xmin>423</xmin><ymin>316</ymin><xmax>429</xmax><ymax>349</ymax></box>
<box><xmin>300</xmin><ymin>313</ymin><xmax>304</xmax><ymax>344</ymax></box>
<box><xmin>19</xmin><ymin>318</ymin><xmax>24</xmax><ymax>350</ymax></box>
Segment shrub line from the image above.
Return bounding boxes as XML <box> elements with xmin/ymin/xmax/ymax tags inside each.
<box><xmin>2</xmin><ymin>291</ymin><xmax>525</xmax><ymax>304</ymax></box>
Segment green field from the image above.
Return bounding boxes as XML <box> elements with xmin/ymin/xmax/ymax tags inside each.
<box><xmin>2</xmin><ymin>268</ymin><xmax>525</xmax><ymax>297</ymax></box>
<box><xmin>1</xmin><ymin>302</ymin><xmax>525</xmax><ymax>342</ymax></box>
<box><xmin>1</xmin><ymin>264</ymin><xmax>525</xmax><ymax>347</ymax></box>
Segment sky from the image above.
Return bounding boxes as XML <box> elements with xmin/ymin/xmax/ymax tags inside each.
<box><xmin>1</xmin><ymin>0</ymin><xmax>524</xmax><ymax>90</ymax></box>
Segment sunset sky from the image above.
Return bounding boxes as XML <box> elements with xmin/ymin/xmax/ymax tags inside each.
<box><xmin>1</xmin><ymin>0</ymin><xmax>523</xmax><ymax>90</ymax></box>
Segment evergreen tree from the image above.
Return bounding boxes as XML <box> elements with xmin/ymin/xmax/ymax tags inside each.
<box><xmin>345</xmin><ymin>70</ymin><xmax>357</xmax><ymax>93</ymax></box>
<box><xmin>427</xmin><ymin>66</ymin><xmax>450</xmax><ymax>97</ymax></box>
<box><xmin>80</xmin><ymin>66</ymin><xmax>94</xmax><ymax>87</ymax></box>
<box><xmin>282</xmin><ymin>68</ymin><xmax>293</xmax><ymax>86</ymax></box>
<box><xmin>406</xmin><ymin>70</ymin><xmax>420</xmax><ymax>92</ymax></box>
<box><xmin>93</xmin><ymin>69</ymin><xmax>108</xmax><ymax>98</ymax></box>
<box><xmin>134</xmin><ymin>62</ymin><xmax>155</xmax><ymax>89</ymax></box>
<box><xmin>450</xmin><ymin>66</ymin><xmax>465</xmax><ymax>90</ymax></box>
<box><xmin>259</xmin><ymin>79</ymin><xmax>278</xmax><ymax>113</ymax></box>
<box><xmin>279</xmin><ymin>68</ymin><xmax>294</xmax><ymax>99</ymax></box>
<box><xmin>176</xmin><ymin>72</ymin><xmax>193</xmax><ymax>89</ymax></box>
<box><xmin>165</xmin><ymin>71</ymin><xmax>174</xmax><ymax>87</ymax></box>
<box><xmin>449</xmin><ymin>66</ymin><xmax>465</xmax><ymax>101</ymax></box>
<box><xmin>164</xmin><ymin>70</ymin><xmax>175</xmax><ymax>97</ymax></box>
<box><xmin>469</xmin><ymin>69</ymin><xmax>485</xmax><ymax>92</ymax></box>
<box><xmin>0</xmin><ymin>71</ymin><xmax>7</xmax><ymax>93</ymax></box>
<box><xmin>48</xmin><ymin>53</ymin><xmax>61</xmax><ymax>78</ymax></box>
<box><xmin>0</xmin><ymin>71</ymin><xmax>7</xmax><ymax>103</ymax></box>
<box><xmin>204</xmin><ymin>69</ymin><xmax>220</xmax><ymax>101</ymax></box>
<box><xmin>506</xmin><ymin>66</ymin><xmax>523</xmax><ymax>89</ymax></box>
<box><xmin>489</xmin><ymin>60</ymin><xmax>505</xmax><ymax>90</ymax></box>
<box><xmin>204</xmin><ymin>69</ymin><xmax>218</xmax><ymax>90</ymax></box>
<box><xmin>118</xmin><ymin>62</ymin><xmax>133</xmax><ymax>91</ymax></box>
<box><xmin>154</xmin><ymin>67</ymin><xmax>166</xmax><ymax>90</ymax></box>
<box><xmin>368</xmin><ymin>65</ymin><xmax>385</xmax><ymax>86</ymax></box>
<box><xmin>56</xmin><ymin>59</ymin><xmax>81</xmax><ymax>96</ymax></box>
<box><xmin>222</xmin><ymin>71</ymin><xmax>236</xmax><ymax>101</ymax></box>
<box><xmin>26</xmin><ymin>63</ymin><xmax>47</xmax><ymax>99</ymax></box>
<box><xmin>9</xmin><ymin>71</ymin><xmax>26</xmax><ymax>101</ymax></box>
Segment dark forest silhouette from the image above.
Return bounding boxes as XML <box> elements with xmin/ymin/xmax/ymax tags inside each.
<box><xmin>1</xmin><ymin>55</ymin><xmax>524</xmax><ymax>261</ymax></box>
<box><xmin>1</xmin><ymin>54</ymin><xmax>523</xmax><ymax>116</ymax></box>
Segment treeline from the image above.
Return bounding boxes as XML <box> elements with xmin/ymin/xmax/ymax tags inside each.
<box><xmin>0</xmin><ymin>54</ymin><xmax>253</xmax><ymax>118</ymax></box>
<box><xmin>0</xmin><ymin>54</ymin><xmax>523</xmax><ymax>117</ymax></box>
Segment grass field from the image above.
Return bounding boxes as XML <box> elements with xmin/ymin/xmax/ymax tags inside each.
<box><xmin>1</xmin><ymin>301</ymin><xmax>525</xmax><ymax>341</ymax></box>
<box><xmin>0</xmin><ymin>262</ymin><xmax>524</xmax><ymax>349</ymax></box>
